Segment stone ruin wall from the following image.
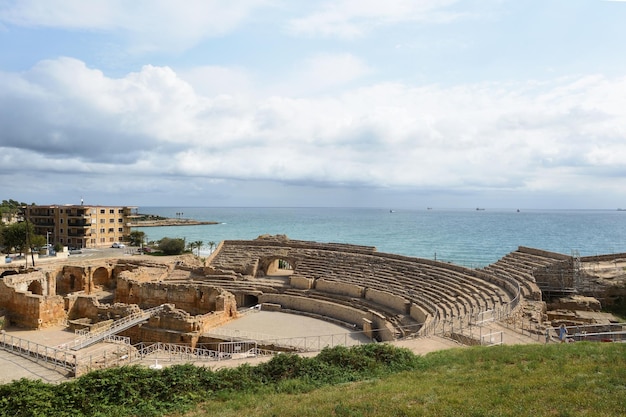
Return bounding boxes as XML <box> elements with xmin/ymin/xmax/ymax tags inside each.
<box><xmin>115</xmin><ymin>274</ymin><xmax>237</xmax><ymax>316</ymax></box>
<box><xmin>0</xmin><ymin>260</ymin><xmax>238</xmax><ymax>335</ymax></box>
<box><xmin>0</xmin><ymin>271</ymin><xmax>66</xmax><ymax>329</ymax></box>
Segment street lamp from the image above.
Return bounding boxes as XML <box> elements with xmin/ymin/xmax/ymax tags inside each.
<box><xmin>46</xmin><ymin>231</ymin><xmax>51</xmax><ymax>255</ymax></box>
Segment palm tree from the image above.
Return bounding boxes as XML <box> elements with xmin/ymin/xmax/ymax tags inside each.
<box><xmin>194</xmin><ymin>240</ymin><xmax>203</xmax><ymax>256</ymax></box>
<box><xmin>208</xmin><ymin>241</ymin><xmax>216</xmax><ymax>254</ymax></box>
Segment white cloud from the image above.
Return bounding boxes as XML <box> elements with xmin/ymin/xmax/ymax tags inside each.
<box><xmin>0</xmin><ymin>0</ymin><xmax>271</xmax><ymax>52</ymax></box>
<box><xmin>269</xmin><ymin>53</ymin><xmax>372</xmax><ymax>96</ymax></box>
<box><xmin>287</xmin><ymin>0</ymin><xmax>461</xmax><ymax>39</ymax></box>
<box><xmin>1</xmin><ymin>58</ymin><xmax>625</xmax><ymax>204</ymax></box>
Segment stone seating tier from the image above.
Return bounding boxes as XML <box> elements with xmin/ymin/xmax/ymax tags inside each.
<box><xmin>208</xmin><ymin>240</ymin><xmax>525</xmax><ymax>325</ymax></box>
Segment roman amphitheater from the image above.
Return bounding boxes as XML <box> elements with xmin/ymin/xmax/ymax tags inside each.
<box><xmin>1</xmin><ymin>235</ymin><xmax>625</xmax><ymax>381</ymax></box>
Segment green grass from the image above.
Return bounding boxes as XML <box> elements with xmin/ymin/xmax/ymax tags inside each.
<box><xmin>182</xmin><ymin>343</ymin><xmax>626</xmax><ymax>417</ymax></box>
<box><xmin>1</xmin><ymin>343</ymin><xmax>624</xmax><ymax>417</ymax></box>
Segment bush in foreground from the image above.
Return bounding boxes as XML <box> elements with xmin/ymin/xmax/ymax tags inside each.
<box><xmin>0</xmin><ymin>344</ymin><xmax>418</xmax><ymax>417</ymax></box>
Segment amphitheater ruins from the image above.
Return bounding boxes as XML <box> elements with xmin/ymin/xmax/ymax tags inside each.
<box><xmin>1</xmin><ymin>235</ymin><xmax>624</xmax><ymax>378</ymax></box>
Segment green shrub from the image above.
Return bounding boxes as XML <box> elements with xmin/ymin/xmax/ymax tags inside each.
<box><xmin>158</xmin><ymin>237</ymin><xmax>185</xmax><ymax>255</ymax></box>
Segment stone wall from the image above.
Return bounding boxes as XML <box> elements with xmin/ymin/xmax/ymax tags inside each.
<box><xmin>315</xmin><ymin>279</ymin><xmax>364</xmax><ymax>298</ymax></box>
<box><xmin>0</xmin><ymin>278</ymin><xmax>66</xmax><ymax>329</ymax></box>
<box><xmin>115</xmin><ymin>276</ymin><xmax>236</xmax><ymax>316</ymax></box>
<box><xmin>364</xmin><ymin>288</ymin><xmax>410</xmax><ymax>314</ymax></box>
<box><xmin>259</xmin><ymin>293</ymin><xmax>370</xmax><ymax>328</ymax></box>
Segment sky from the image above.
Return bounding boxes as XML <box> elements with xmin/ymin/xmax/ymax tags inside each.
<box><xmin>1</xmin><ymin>0</ymin><xmax>625</xmax><ymax>209</ymax></box>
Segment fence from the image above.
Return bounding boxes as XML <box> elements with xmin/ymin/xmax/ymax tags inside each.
<box><xmin>0</xmin><ymin>331</ymin><xmax>77</xmax><ymax>375</ymax></box>
<box><xmin>206</xmin><ymin>327</ymin><xmax>368</xmax><ymax>352</ymax></box>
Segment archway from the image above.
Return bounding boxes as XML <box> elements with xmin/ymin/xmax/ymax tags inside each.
<box><xmin>92</xmin><ymin>267</ymin><xmax>112</xmax><ymax>289</ymax></box>
<box><xmin>261</xmin><ymin>257</ymin><xmax>295</xmax><ymax>276</ymax></box>
<box><xmin>27</xmin><ymin>280</ymin><xmax>44</xmax><ymax>295</ymax></box>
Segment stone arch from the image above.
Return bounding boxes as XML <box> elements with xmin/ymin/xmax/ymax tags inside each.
<box><xmin>27</xmin><ymin>280</ymin><xmax>43</xmax><ymax>295</ymax></box>
<box><xmin>258</xmin><ymin>256</ymin><xmax>296</xmax><ymax>277</ymax></box>
<box><xmin>92</xmin><ymin>266</ymin><xmax>113</xmax><ymax>289</ymax></box>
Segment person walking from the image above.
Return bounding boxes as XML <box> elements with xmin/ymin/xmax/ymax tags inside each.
<box><xmin>559</xmin><ymin>324</ymin><xmax>568</xmax><ymax>343</ymax></box>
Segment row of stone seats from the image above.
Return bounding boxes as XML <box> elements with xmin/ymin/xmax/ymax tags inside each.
<box><xmin>293</xmin><ymin>251</ymin><xmax>507</xmax><ymax>318</ymax></box>
<box><xmin>480</xmin><ymin>247</ymin><xmax>571</xmax><ymax>301</ymax></box>
<box><xmin>209</xmin><ymin>240</ymin><xmax>574</xmax><ymax>327</ymax></box>
<box><xmin>214</xmin><ymin>242</ymin><xmax>504</xmax><ymax>321</ymax></box>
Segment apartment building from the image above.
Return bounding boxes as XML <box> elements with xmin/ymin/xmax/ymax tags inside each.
<box><xmin>24</xmin><ymin>205</ymin><xmax>138</xmax><ymax>249</ymax></box>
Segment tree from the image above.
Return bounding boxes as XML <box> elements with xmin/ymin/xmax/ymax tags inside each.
<box><xmin>1</xmin><ymin>221</ymin><xmax>32</xmax><ymax>255</ymax></box>
<box><xmin>193</xmin><ymin>240</ymin><xmax>203</xmax><ymax>256</ymax></box>
<box><xmin>128</xmin><ymin>230</ymin><xmax>146</xmax><ymax>247</ymax></box>
<box><xmin>208</xmin><ymin>241</ymin><xmax>216</xmax><ymax>254</ymax></box>
<box><xmin>158</xmin><ymin>237</ymin><xmax>186</xmax><ymax>255</ymax></box>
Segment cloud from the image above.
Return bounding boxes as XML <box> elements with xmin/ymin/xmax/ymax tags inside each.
<box><xmin>287</xmin><ymin>0</ymin><xmax>462</xmax><ymax>39</ymax></box>
<box><xmin>0</xmin><ymin>0</ymin><xmax>272</xmax><ymax>52</ymax></box>
<box><xmin>1</xmin><ymin>57</ymin><xmax>625</xmax><ymax>203</ymax></box>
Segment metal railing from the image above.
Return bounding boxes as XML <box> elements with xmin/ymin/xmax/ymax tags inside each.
<box><xmin>0</xmin><ymin>332</ymin><xmax>77</xmax><ymax>375</ymax></box>
<box><xmin>68</xmin><ymin>304</ymin><xmax>168</xmax><ymax>350</ymax></box>
<box><xmin>205</xmin><ymin>328</ymin><xmax>368</xmax><ymax>352</ymax></box>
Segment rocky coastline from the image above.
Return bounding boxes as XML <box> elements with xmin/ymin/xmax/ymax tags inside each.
<box><xmin>130</xmin><ymin>217</ymin><xmax>219</xmax><ymax>227</ymax></box>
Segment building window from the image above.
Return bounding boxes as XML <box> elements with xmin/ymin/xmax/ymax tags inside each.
<box><xmin>108</xmin><ymin>228</ymin><xmax>114</xmax><ymax>233</ymax></box>
<box><xmin>118</xmin><ymin>228</ymin><xmax>123</xmax><ymax>232</ymax></box>
<box><xmin>60</xmin><ymin>219</ymin><xmax>64</xmax><ymax>224</ymax></box>
<box><xmin>60</xmin><ymin>229</ymin><xmax>64</xmax><ymax>233</ymax></box>
<box><xmin>100</xmin><ymin>209</ymin><xmax>105</xmax><ymax>214</ymax></box>
<box><xmin>60</xmin><ymin>209</ymin><xmax>64</xmax><ymax>213</ymax></box>
<box><xmin>100</xmin><ymin>228</ymin><xmax>105</xmax><ymax>233</ymax></box>
<box><xmin>109</xmin><ymin>218</ymin><xmax>115</xmax><ymax>223</ymax></box>
<box><xmin>118</xmin><ymin>218</ymin><xmax>123</xmax><ymax>223</ymax></box>
<box><xmin>118</xmin><ymin>209</ymin><xmax>124</xmax><ymax>214</ymax></box>
<box><xmin>100</xmin><ymin>219</ymin><xmax>105</xmax><ymax>223</ymax></box>
<box><xmin>109</xmin><ymin>209</ymin><xmax>114</xmax><ymax>214</ymax></box>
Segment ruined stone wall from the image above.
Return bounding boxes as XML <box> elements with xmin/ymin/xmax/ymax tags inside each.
<box><xmin>67</xmin><ymin>295</ymin><xmax>142</xmax><ymax>322</ymax></box>
<box><xmin>580</xmin><ymin>253</ymin><xmax>626</xmax><ymax>262</ymax></box>
<box><xmin>120</xmin><ymin>308</ymin><xmax>236</xmax><ymax>348</ymax></box>
<box><xmin>0</xmin><ymin>275</ymin><xmax>66</xmax><ymax>329</ymax></box>
<box><xmin>56</xmin><ymin>266</ymin><xmax>88</xmax><ymax>295</ymax></box>
<box><xmin>315</xmin><ymin>279</ymin><xmax>364</xmax><ymax>298</ymax></box>
<box><xmin>115</xmin><ymin>277</ymin><xmax>236</xmax><ymax>315</ymax></box>
<box><xmin>533</xmin><ymin>259</ymin><xmax>575</xmax><ymax>289</ymax></box>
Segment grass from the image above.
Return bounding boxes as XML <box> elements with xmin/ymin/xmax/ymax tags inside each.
<box><xmin>180</xmin><ymin>343</ymin><xmax>626</xmax><ymax>417</ymax></box>
<box><xmin>1</xmin><ymin>342</ymin><xmax>624</xmax><ymax>417</ymax></box>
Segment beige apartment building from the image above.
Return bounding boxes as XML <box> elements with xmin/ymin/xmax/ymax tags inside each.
<box><xmin>24</xmin><ymin>205</ymin><xmax>138</xmax><ymax>249</ymax></box>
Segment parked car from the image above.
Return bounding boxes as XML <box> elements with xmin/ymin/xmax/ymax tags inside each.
<box><xmin>112</xmin><ymin>242</ymin><xmax>126</xmax><ymax>248</ymax></box>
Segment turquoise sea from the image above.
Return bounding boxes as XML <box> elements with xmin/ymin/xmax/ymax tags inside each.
<box><xmin>136</xmin><ymin>208</ymin><xmax>626</xmax><ymax>268</ymax></box>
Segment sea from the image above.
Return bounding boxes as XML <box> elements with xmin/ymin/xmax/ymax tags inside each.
<box><xmin>135</xmin><ymin>207</ymin><xmax>626</xmax><ymax>268</ymax></box>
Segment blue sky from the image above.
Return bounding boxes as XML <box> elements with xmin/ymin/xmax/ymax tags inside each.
<box><xmin>1</xmin><ymin>0</ymin><xmax>625</xmax><ymax>209</ymax></box>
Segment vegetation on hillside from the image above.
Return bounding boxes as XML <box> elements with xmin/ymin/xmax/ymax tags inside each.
<box><xmin>0</xmin><ymin>343</ymin><xmax>624</xmax><ymax>417</ymax></box>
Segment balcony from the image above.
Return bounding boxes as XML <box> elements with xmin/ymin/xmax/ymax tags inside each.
<box><xmin>68</xmin><ymin>221</ymin><xmax>91</xmax><ymax>227</ymax></box>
